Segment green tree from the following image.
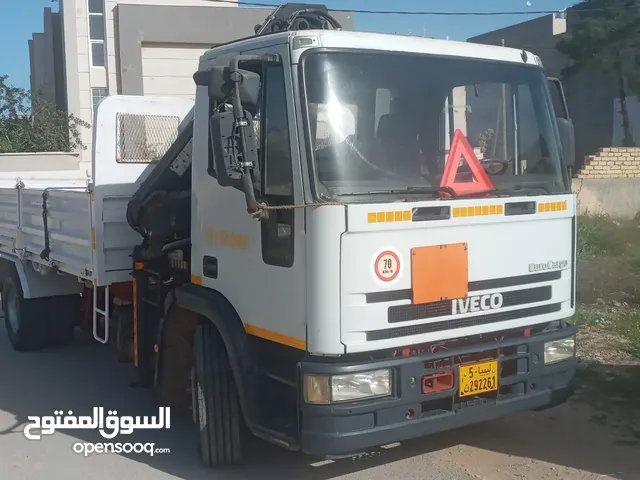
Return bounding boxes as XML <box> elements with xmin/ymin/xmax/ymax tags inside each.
<box><xmin>0</xmin><ymin>75</ymin><xmax>90</xmax><ymax>153</ymax></box>
<box><xmin>556</xmin><ymin>0</ymin><xmax>640</xmax><ymax>147</ymax></box>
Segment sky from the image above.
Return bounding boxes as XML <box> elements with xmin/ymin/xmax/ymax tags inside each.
<box><xmin>0</xmin><ymin>0</ymin><xmax>579</xmax><ymax>92</ymax></box>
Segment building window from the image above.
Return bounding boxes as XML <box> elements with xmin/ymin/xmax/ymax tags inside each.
<box><xmin>88</xmin><ymin>0</ymin><xmax>105</xmax><ymax>67</ymax></box>
<box><xmin>92</xmin><ymin>87</ymin><xmax>108</xmax><ymax>117</ymax></box>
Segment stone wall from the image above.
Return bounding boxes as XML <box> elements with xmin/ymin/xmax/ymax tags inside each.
<box><xmin>577</xmin><ymin>147</ymin><xmax>640</xmax><ymax>179</ymax></box>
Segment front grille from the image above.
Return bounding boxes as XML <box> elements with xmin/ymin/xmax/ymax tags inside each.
<box><xmin>367</xmin><ymin>303</ymin><xmax>562</xmax><ymax>341</ymax></box>
<box><xmin>388</xmin><ymin>285</ymin><xmax>552</xmax><ymax>324</ymax></box>
<box><xmin>365</xmin><ymin>270</ymin><xmax>561</xmax><ymax>304</ymax></box>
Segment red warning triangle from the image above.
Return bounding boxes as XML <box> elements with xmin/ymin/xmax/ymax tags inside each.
<box><xmin>440</xmin><ymin>129</ymin><xmax>495</xmax><ymax>196</ymax></box>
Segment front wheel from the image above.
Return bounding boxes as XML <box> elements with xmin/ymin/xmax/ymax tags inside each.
<box><xmin>192</xmin><ymin>321</ymin><xmax>243</xmax><ymax>467</ymax></box>
<box><xmin>3</xmin><ymin>273</ymin><xmax>47</xmax><ymax>351</ymax></box>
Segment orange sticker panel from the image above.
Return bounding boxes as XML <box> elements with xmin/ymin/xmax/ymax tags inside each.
<box><xmin>411</xmin><ymin>243</ymin><xmax>468</xmax><ymax>304</ymax></box>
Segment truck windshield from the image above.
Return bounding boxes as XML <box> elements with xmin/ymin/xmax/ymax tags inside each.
<box><xmin>301</xmin><ymin>50</ymin><xmax>566</xmax><ymax>200</ymax></box>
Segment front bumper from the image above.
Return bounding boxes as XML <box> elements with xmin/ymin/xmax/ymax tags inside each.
<box><xmin>300</xmin><ymin>325</ymin><xmax>577</xmax><ymax>457</ymax></box>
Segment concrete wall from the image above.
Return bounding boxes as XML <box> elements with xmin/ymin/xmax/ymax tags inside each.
<box><xmin>573</xmin><ymin>178</ymin><xmax>640</xmax><ymax>220</ymax></box>
<box><xmin>140</xmin><ymin>43</ymin><xmax>212</xmax><ymax>100</ymax></box>
<box><xmin>572</xmin><ymin>147</ymin><xmax>640</xmax><ymax>218</ymax></box>
<box><xmin>0</xmin><ymin>153</ymin><xmax>81</xmax><ymax>171</ymax></box>
<box><xmin>60</xmin><ymin>0</ymin><xmax>83</xmax><ymax>167</ymax></box>
<box><xmin>71</xmin><ymin>0</ymin><xmax>100</xmax><ymax>166</ymax></box>
<box><xmin>104</xmin><ymin>0</ymin><xmax>239</xmax><ymax>97</ymax></box>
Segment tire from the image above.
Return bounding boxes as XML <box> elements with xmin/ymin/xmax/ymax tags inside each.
<box><xmin>193</xmin><ymin>321</ymin><xmax>242</xmax><ymax>467</ymax></box>
<box><xmin>3</xmin><ymin>271</ymin><xmax>47</xmax><ymax>351</ymax></box>
<box><xmin>191</xmin><ymin>366</ymin><xmax>198</xmax><ymax>424</ymax></box>
<box><xmin>45</xmin><ymin>295</ymin><xmax>81</xmax><ymax>347</ymax></box>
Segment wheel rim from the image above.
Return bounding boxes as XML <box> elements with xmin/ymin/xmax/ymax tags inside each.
<box><xmin>5</xmin><ymin>283</ymin><xmax>19</xmax><ymax>334</ymax></box>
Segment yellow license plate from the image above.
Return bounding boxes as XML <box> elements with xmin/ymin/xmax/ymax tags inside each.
<box><xmin>459</xmin><ymin>360</ymin><xmax>499</xmax><ymax>397</ymax></box>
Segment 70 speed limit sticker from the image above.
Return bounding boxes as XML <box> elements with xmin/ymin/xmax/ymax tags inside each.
<box><xmin>374</xmin><ymin>250</ymin><xmax>400</xmax><ymax>282</ymax></box>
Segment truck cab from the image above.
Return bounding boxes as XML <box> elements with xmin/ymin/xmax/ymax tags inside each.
<box><xmin>127</xmin><ymin>6</ymin><xmax>578</xmax><ymax>467</ymax></box>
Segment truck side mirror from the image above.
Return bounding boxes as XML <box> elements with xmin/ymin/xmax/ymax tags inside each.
<box><xmin>209</xmin><ymin>111</ymin><xmax>258</xmax><ymax>188</ymax></box>
<box><xmin>557</xmin><ymin>117</ymin><xmax>575</xmax><ymax>168</ymax></box>
<box><xmin>195</xmin><ymin>53</ymin><xmax>281</xmax><ymax>219</ymax></box>
<box><xmin>547</xmin><ymin>77</ymin><xmax>575</xmax><ymax>168</ymax></box>
<box><xmin>194</xmin><ymin>66</ymin><xmax>261</xmax><ymax>109</ymax></box>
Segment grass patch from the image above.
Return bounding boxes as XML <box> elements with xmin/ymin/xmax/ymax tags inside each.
<box><xmin>577</xmin><ymin>214</ymin><xmax>640</xmax><ymax>263</ymax></box>
<box><xmin>616</xmin><ymin>312</ymin><xmax>640</xmax><ymax>359</ymax></box>
<box><xmin>572</xmin><ymin>303</ymin><xmax>640</xmax><ymax>435</ymax></box>
<box><xmin>573</xmin><ymin>304</ymin><xmax>640</xmax><ymax>360</ymax></box>
<box><xmin>576</xmin><ymin>214</ymin><xmax>640</xmax><ymax>305</ymax></box>
<box><xmin>572</xmin><ymin>304</ymin><xmax>607</xmax><ymax>327</ymax></box>
<box><xmin>569</xmin><ymin>215</ymin><xmax>640</xmax><ymax>435</ymax></box>
<box><xmin>578</xmin><ymin>214</ymin><xmax>628</xmax><ymax>257</ymax></box>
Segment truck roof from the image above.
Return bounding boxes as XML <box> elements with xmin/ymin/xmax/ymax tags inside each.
<box><xmin>200</xmin><ymin>29</ymin><xmax>541</xmax><ymax>68</ymax></box>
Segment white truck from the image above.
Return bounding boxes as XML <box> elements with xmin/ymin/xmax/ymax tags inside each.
<box><xmin>1</xmin><ymin>4</ymin><xmax>578</xmax><ymax>467</ymax></box>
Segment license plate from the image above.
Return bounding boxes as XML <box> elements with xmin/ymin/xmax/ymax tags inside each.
<box><xmin>458</xmin><ymin>360</ymin><xmax>499</xmax><ymax>397</ymax></box>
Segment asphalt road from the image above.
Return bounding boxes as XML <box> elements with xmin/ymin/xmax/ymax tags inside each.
<box><xmin>1</xmin><ymin>327</ymin><xmax>638</xmax><ymax>480</ymax></box>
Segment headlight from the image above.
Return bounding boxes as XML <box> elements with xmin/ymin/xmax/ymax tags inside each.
<box><xmin>544</xmin><ymin>337</ymin><xmax>576</xmax><ymax>364</ymax></box>
<box><xmin>332</xmin><ymin>369</ymin><xmax>391</xmax><ymax>403</ymax></box>
<box><xmin>304</xmin><ymin>369</ymin><xmax>392</xmax><ymax>404</ymax></box>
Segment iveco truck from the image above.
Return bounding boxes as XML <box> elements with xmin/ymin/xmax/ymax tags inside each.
<box><xmin>0</xmin><ymin>4</ymin><xmax>578</xmax><ymax>467</ymax></box>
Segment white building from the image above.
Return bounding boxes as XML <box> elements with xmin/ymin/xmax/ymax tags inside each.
<box><xmin>28</xmin><ymin>0</ymin><xmax>354</xmax><ymax>170</ymax></box>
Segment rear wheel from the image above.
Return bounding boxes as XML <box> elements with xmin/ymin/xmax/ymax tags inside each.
<box><xmin>193</xmin><ymin>321</ymin><xmax>242</xmax><ymax>467</ymax></box>
<box><xmin>3</xmin><ymin>272</ymin><xmax>47</xmax><ymax>351</ymax></box>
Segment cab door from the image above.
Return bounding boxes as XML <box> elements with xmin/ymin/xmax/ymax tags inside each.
<box><xmin>191</xmin><ymin>41</ymin><xmax>308</xmax><ymax>351</ymax></box>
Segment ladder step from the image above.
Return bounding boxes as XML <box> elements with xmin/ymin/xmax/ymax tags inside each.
<box><xmin>93</xmin><ymin>285</ymin><xmax>110</xmax><ymax>345</ymax></box>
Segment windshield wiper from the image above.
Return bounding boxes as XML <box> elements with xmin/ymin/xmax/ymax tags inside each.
<box><xmin>338</xmin><ymin>186</ymin><xmax>458</xmax><ymax>198</ymax></box>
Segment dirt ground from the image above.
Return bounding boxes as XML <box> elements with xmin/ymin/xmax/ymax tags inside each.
<box><xmin>422</xmin><ymin>401</ymin><xmax>640</xmax><ymax>480</ymax></box>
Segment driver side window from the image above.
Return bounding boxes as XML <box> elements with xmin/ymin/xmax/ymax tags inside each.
<box><xmin>260</xmin><ymin>66</ymin><xmax>294</xmax><ymax>197</ymax></box>
<box><xmin>259</xmin><ymin>65</ymin><xmax>295</xmax><ymax>268</ymax></box>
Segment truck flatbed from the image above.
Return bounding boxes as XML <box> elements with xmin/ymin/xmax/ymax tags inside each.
<box><xmin>0</xmin><ymin>95</ymin><xmax>193</xmax><ymax>287</ymax></box>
